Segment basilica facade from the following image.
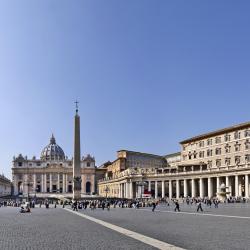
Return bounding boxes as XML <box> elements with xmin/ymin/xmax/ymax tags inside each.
<box><xmin>98</xmin><ymin>121</ymin><xmax>250</xmax><ymax>200</ymax></box>
<box><xmin>12</xmin><ymin>134</ymin><xmax>96</xmax><ymax>197</ymax></box>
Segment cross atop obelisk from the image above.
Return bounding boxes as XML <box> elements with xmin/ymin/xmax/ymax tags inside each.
<box><xmin>75</xmin><ymin>100</ymin><xmax>79</xmax><ymax>114</ymax></box>
<box><xmin>73</xmin><ymin>101</ymin><xmax>81</xmax><ymax>200</ymax></box>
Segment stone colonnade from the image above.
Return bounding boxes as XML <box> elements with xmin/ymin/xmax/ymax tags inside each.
<box><xmin>115</xmin><ymin>174</ymin><xmax>250</xmax><ymax>199</ymax></box>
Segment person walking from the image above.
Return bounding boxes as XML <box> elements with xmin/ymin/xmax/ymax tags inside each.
<box><xmin>152</xmin><ymin>202</ymin><xmax>156</xmax><ymax>212</ymax></box>
<box><xmin>174</xmin><ymin>200</ymin><xmax>180</xmax><ymax>212</ymax></box>
<box><xmin>197</xmin><ymin>200</ymin><xmax>203</xmax><ymax>212</ymax></box>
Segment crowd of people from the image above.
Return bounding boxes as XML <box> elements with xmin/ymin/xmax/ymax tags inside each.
<box><xmin>0</xmin><ymin>195</ymin><xmax>249</xmax><ymax>214</ymax></box>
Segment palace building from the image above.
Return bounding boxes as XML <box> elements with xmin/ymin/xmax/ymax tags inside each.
<box><xmin>98</xmin><ymin>121</ymin><xmax>250</xmax><ymax>200</ymax></box>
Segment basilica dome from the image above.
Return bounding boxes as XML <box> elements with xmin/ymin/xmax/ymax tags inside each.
<box><xmin>40</xmin><ymin>134</ymin><xmax>65</xmax><ymax>161</ymax></box>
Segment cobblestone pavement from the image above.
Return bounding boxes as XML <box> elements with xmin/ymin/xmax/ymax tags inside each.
<box><xmin>0</xmin><ymin>207</ymin><xmax>156</xmax><ymax>250</ymax></box>
<box><xmin>75</xmin><ymin>203</ymin><xmax>250</xmax><ymax>250</ymax></box>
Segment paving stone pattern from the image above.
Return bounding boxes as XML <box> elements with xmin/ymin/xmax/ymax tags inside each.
<box><xmin>0</xmin><ymin>207</ymin><xmax>155</xmax><ymax>250</ymax></box>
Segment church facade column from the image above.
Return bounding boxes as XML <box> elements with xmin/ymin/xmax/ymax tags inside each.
<box><xmin>161</xmin><ymin>180</ymin><xmax>165</xmax><ymax>198</ymax></box>
<box><xmin>41</xmin><ymin>174</ymin><xmax>44</xmax><ymax>193</ymax></box>
<box><xmin>50</xmin><ymin>173</ymin><xmax>52</xmax><ymax>192</ymax></box>
<box><xmin>33</xmin><ymin>174</ymin><xmax>36</xmax><ymax>193</ymax></box>
<box><xmin>245</xmin><ymin>174</ymin><xmax>249</xmax><ymax>198</ymax></box>
<box><xmin>44</xmin><ymin>174</ymin><xmax>47</xmax><ymax>193</ymax></box>
<box><xmin>155</xmin><ymin>181</ymin><xmax>158</xmax><ymax>199</ymax></box>
<box><xmin>13</xmin><ymin>175</ymin><xmax>18</xmax><ymax>195</ymax></box>
<box><xmin>62</xmin><ymin>174</ymin><xmax>65</xmax><ymax>193</ymax></box>
<box><xmin>57</xmin><ymin>173</ymin><xmax>60</xmax><ymax>192</ymax></box>
<box><xmin>65</xmin><ymin>174</ymin><xmax>68</xmax><ymax>192</ymax></box>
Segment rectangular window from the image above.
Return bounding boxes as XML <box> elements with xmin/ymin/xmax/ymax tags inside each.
<box><xmin>225</xmin><ymin>158</ymin><xmax>231</xmax><ymax>166</ymax></box>
<box><xmin>207</xmin><ymin>139</ymin><xmax>212</xmax><ymax>146</ymax></box>
<box><xmin>225</xmin><ymin>144</ymin><xmax>231</xmax><ymax>153</ymax></box>
<box><xmin>207</xmin><ymin>149</ymin><xmax>212</xmax><ymax>157</ymax></box>
<box><xmin>234</xmin><ymin>131</ymin><xmax>240</xmax><ymax>140</ymax></box>
<box><xmin>199</xmin><ymin>141</ymin><xmax>204</xmax><ymax>147</ymax></box>
<box><xmin>235</xmin><ymin>143</ymin><xmax>241</xmax><ymax>152</ymax></box>
<box><xmin>245</xmin><ymin>129</ymin><xmax>250</xmax><ymax>137</ymax></box>
<box><xmin>216</xmin><ymin>159</ymin><xmax>221</xmax><ymax>167</ymax></box>
<box><xmin>235</xmin><ymin>156</ymin><xmax>241</xmax><ymax>164</ymax></box>
<box><xmin>245</xmin><ymin>155</ymin><xmax>250</xmax><ymax>162</ymax></box>
<box><xmin>215</xmin><ymin>137</ymin><xmax>221</xmax><ymax>144</ymax></box>
<box><xmin>207</xmin><ymin>161</ymin><xmax>212</xmax><ymax>168</ymax></box>
<box><xmin>245</xmin><ymin>139</ymin><xmax>250</xmax><ymax>150</ymax></box>
<box><xmin>215</xmin><ymin>148</ymin><xmax>221</xmax><ymax>155</ymax></box>
<box><xmin>199</xmin><ymin>151</ymin><xmax>204</xmax><ymax>158</ymax></box>
<box><xmin>225</xmin><ymin>134</ymin><xmax>231</xmax><ymax>142</ymax></box>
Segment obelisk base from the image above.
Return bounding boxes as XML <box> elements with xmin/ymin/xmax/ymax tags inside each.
<box><xmin>73</xmin><ymin>176</ymin><xmax>82</xmax><ymax>200</ymax></box>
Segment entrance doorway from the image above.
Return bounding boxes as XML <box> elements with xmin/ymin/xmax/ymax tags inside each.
<box><xmin>86</xmin><ymin>182</ymin><xmax>91</xmax><ymax>193</ymax></box>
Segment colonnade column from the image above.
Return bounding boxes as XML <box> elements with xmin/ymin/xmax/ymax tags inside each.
<box><xmin>130</xmin><ymin>182</ymin><xmax>133</xmax><ymax>199</ymax></box>
<box><xmin>41</xmin><ymin>174</ymin><xmax>44</xmax><ymax>193</ymax></box>
<box><xmin>62</xmin><ymin>174</ymin><xmax>66</xmax><ymax>193</ymax></box>
<box><xmin>191</xmin><ymin>179</ymin><xmax>195</xmax><ymax>197</ymax></box>
<box><xmin>183</xmin><ymin>179</ymin><xmax>187</xmax><ymax>197</ymax></box>
<box><xmin>148</xmin><ymin>181</ymin><xmax>151</xmax><ymax>192</ymax></box>
<box><xmin>155</xmin><ymin>181</ymin><xmax>158</xmax><ymax>199</ymax></box>
<box><xmin>245</xmin><ymin>175</ymin><xmax>249</xmax><ymax>198</ymax></box>
<box><xmin>199</xmin><ymin>178</ymin><xmax>204</xmax><ymax>198</ymax></box>
<box><xmin>235</xmin><ymin>175</ymin><xmax>239</xmax><ymax>197</ymax></box>
<box><xmin>44</xmin><ymin>174</ymin><xmax>47</xmax><ymax>193</ymax></box>
<box><xmin>50</xmin><ymin>174</ymin><xmax>52</xmax><ymax>192</ymax></box>
<box><xmin>216</xmin><ymin>177</ymin><xmax>220</xmax><ymax>196</ymax></box>
<box><xmin>225</xmin><ymin>176</ymin><xmax>229</xmax><ymax>197</ymax></box>
<box><xmin>65</xmin><ymin>174</ymin><xmax>68</xmax><ymax>192</ymax></box>
<box><xmin>169</xmin><ymin>180</ymin><xmax>172</xmax><ymax>199</ymax></box>
<box><xmin>208</xmin><ymin>177</ymin><xmax>212</xmax><ymax>198</ymax></box>
<box><xmin>161</xmin><ymin>181</ymin><xmax>165</xmax><ymax>198</ymax></box>
<box><xmin>176</xmin><ymin>180</ymin><xmax>180</xmax><ymax>199</ymax></box>
<box><xmin>125</xmin><ymin>182</ymin><xmax>129</xmax><ymax>198</ymax></box>
<box><xmin>122</xmin><ymin>183</ymin><xmax>124</xmax><ymax>198</ymax></box>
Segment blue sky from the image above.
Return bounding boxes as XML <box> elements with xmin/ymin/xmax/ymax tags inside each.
<box><xmin>0</xmin><ymin>1</ymin><xmax>250</xmax><ymax>178</ymax></box>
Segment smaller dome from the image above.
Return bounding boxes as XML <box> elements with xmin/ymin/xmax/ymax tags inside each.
<box><xmin>41</xmin><ymin>134</ymin><xmax>65</xmax><ymax>161</ymax></box>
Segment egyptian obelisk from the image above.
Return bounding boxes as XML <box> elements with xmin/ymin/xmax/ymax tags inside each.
<box><xmin>73</xmin><ymin>101</ymin><xmax>81</xmax><ymax>200</ymax></box>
